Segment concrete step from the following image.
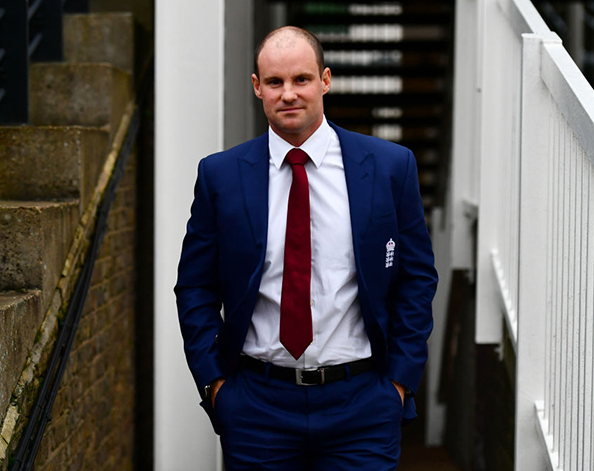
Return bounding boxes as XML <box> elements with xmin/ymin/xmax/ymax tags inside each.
<box><xmin>0</xmin><ymin>290</ymin><xmax>43</xmax><ymax>421</ymax></box>
<box><xmin>0</xmin><ymin>200</ymin><xmax>79</xmax><ymax>311</ymax></box>
<box><xmin>0</xmin><ymin>126</ymin><xmax>109</xmax><ymax>211</ymax></box>
<box><xmin>64</xmin><ymin>13</ymin><xmax>134</xmax><ymax>77</ymax></box>
<box><xmin>89</xmin><ymin>0</ymin><xmax>153</xmax><ymax>38</ymax></box>
<box><xmin>28</xmin><ymin>62</ymin><xmax>131</xmax><ymax>138</ymax></box>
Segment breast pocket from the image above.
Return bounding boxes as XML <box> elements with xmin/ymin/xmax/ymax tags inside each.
<box><xmin>372</xmin><ymin>209</ymin><xmax>396</xmax><ymax>227</ymax></box>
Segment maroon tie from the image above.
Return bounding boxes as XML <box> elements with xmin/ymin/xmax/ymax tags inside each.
<box><xmin>280</xmin><ymin>148</ymin><xmax>312</xmax><ymax>359</ymax></box>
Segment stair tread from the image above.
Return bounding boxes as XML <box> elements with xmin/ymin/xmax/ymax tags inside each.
<box><xmin>31</xmin><ymin>60</ymin><xmax>130</xmax><ymax>73</ymax></box>
<box><xmin>0</xmin><ymin>124</ymin><xmax>107</xmax><ymax>131</ymax></box>
<box><xmin>0</xmin><ymin>199</ymin><xmax>79</xmax><ymax>207</ymax></box>
<box><xmin>0</xmin><ymin>290</ymin><xmax>42</xmax><ymax>308</ymax></box>
<box><xmin>65</xmin><ymin>12</ymin><xmax>133</xmax><ymax>18</ymax></box>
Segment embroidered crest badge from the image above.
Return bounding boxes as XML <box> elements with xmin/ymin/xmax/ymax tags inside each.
<box><xmin>385</xmin><ymin>238</ymin><xmax>395</xmax><ymax>268</ymax></box>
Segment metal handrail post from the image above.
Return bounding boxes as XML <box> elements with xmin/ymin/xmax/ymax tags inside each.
<box><xmin>0</xmin><ymin>0</ymin><xmax>29</xmax><ymax>123</ymax></box>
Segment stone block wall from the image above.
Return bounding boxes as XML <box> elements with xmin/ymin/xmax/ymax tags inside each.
<box><xmin>33</xmin><ymin>153</ymin><xmax>137</xmax><ymax>471</ymax></box>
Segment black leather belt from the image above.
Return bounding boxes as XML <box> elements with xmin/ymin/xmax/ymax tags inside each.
<box><xmin>239</xmin><ymin>355</ymin><xmax>375</xmax><ymax>386</ymax></box>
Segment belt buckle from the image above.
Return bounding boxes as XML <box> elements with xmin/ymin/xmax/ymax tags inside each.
<box><xmin>295</xmin><ymin>367</ymin><xmax>325</xmax><ymax>386</ymax></box>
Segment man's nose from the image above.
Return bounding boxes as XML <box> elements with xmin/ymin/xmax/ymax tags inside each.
<box><xmin>281</xmin><ymin>86</ymin><xmax>297</xmax><ymax>102</ymax></box>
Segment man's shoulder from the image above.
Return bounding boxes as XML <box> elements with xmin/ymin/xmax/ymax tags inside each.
<box><xmin>201</xmin><ymin>133</ymin><xmax>268</xmax><ymax>168</ymax></box>
<box><xmin>329</xmin><ymin>122</ymin><xmax>413</xmax><ymax>161</ymax></box>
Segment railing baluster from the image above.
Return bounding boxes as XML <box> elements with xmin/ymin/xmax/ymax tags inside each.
<box><xmin>586</xmin><ymin>165</ymin><xmax>594</xmax><ymax>471</ymax></box>
<box><xmin>550</xmin><ymin>105</ymin><xmax>563</xmax><ymax>452</ymax></box>
<box><xmin>545</xmin><ymin>84</ymin><xmax>552</xmax><ymax>454</ymax></box>
<box><xmin>0</xmin><ymin>0</ymin><xmax>29</xmax><ymax>123</ymax></box>
<box><xmin>29</xmin><ymin>0</ymin><xmax>63</xmax><ymax>61</ymax></box>
<box><xmin>28</xmin><ymin>32</ymin><xmax>43</xmax><ymax>58</ymax></box>
<box><xmin>569</xmin><ymin>132</ymin><xmax>579</xmax><ymax>470</ymax></box>
<box><xmin>561</xmin><ymin>117</ymin><xmax>569</xmax><ymax>468</ymax></box>
<box><xmin>577</xmin><ymin>136</ymin><xmax>585</xmax><ymax>471</ymax></box>
<box><xmin>28</xmin><ymin>0</ymin><xmax>44</xmax><ymax>20</ymax></box>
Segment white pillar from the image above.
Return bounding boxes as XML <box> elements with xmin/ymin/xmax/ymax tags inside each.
<box><xmin>451</xmin><ymin>0</ymin><xmax>480</xmax><ymax>271</ymax></box>
<box><xmin>154</xmin><ymin>0</ymin><xmax>225</xmax><ymax>469</ymax></box>
<box><xmin>515</xmin><ymin>32</ymin><xmax>560</xmax><ymax>471</ymax></box>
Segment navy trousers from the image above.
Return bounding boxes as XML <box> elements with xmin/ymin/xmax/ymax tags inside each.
<box><xmin>212</xmin><ymin>365</ymin><xmax>403</xmax><ymax>470</ymax></box>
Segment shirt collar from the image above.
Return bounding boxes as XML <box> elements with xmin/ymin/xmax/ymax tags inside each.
<box><xmin>268</xmin><ymin>116</ymin><xmax>332</xmax><ymax>169</ymax></box>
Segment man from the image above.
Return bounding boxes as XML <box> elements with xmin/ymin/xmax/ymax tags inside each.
<box><xmin>175</xmin><ymin>26</ymin><xmax>437</xmax><ymax>470</ymax></box>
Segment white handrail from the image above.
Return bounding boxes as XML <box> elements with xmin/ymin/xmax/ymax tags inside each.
<box><xmin>541</xmin><ymin>42</ymin><xmax>594</xmax><ymax>163</ymax></box>
<box><xmin>497</xmin><ymin>0</ymin><xmax>550</xmax><ymax>35</ymax></box>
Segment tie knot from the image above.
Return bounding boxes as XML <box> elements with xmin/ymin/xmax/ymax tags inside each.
<box><xmin>286</xmin><ymin>148</ymin><xmax>309</xmax><ymax>167</ymax></box>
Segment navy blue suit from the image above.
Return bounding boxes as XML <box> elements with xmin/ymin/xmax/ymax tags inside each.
<box><xmin>175</xmin><ymin>122</ymin><xmax>438</xmax><ymax>449</ymax></box>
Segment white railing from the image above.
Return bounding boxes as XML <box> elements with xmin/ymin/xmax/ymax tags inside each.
<box><xmin>450</xmin><ymin>0</ymin><xmax>594</xmax><ymax>469</ymax></box>
<box><xmin>519</xmin><ymin>32</ymin><xmax>594</xmax><ymax>470</ymax></box>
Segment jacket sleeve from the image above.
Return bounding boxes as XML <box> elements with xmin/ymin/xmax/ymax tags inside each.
<box><xmin>174</xmin><ymin>158</ymin><xmax>225</xmax><ymax>394</ymax></box>
<box><xmin>386</xmin><ymin>150</ymin><xmax>438</xmax><ymax>396</ymax></box>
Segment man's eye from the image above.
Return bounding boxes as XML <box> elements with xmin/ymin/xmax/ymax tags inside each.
<box><xmin>269</xmin><ymin>80</ymin><xmax>281</xmax><ymax>86</ymax></box>
<box><xmin>297</xmin><ymin>77</ymin><xmax>308</xmax><ymax>83</ymax></box>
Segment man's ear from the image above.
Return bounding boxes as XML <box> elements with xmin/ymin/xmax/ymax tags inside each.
<box><xmin>252</xmin><ymin>74</ymin><xmax>262</xmax><ymax>99</ymax></box>
<box><xmin>321</xmin><ymin>67</ymin><xmax>331</xmax><ymax>95</ymax></box>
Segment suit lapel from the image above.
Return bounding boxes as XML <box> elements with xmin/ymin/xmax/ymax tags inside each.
<box><xmin>330</xmin><ymin>124</ymin><xmax>385</xmax><ymax>343</ymax></box>
<box><xmin>238</xmin><ymin>134</ymin><xmax>269</xmax><ymax>251</ymax></box>
<box><xmin>331</xmin><ymin>123</ymin><xmax>374</xmax><ymax>242</ymax></box>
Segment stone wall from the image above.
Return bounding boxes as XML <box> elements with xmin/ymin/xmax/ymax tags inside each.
<box><xmin>33</xmin><ymin>153</ymin><xmax>137</xmax><ymax>471</ymax></box>
<box><xmin>0</xmin><ymin>2</ymin><xmax>153</xmax><ymax>468</ymax></box>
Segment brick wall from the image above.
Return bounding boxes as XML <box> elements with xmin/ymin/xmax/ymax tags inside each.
<box><xmin>33</xmin><ymin>153</ymin><xmax>137</xmax><ymax>471</ymax></box>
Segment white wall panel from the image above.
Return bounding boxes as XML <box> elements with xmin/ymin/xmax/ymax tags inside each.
<box><xmin>155</xmin><ymin>1</ymin><xmax>224</xmax><ymax>469</ymax></box>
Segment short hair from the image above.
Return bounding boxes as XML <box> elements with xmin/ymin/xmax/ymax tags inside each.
<box><xmin>253</xmin><ymin>26</ymin><xmax>325</xmax><ymax>78</ymax></box>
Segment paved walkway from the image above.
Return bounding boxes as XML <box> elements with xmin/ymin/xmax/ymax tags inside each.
<box><xmin>398</xmin><ymin>409</ymin><xmax>463</xmax><ymax>471</ymax></box>
<box><xmin>399</xmin><ymin>444</ymin><xmax>463</xmax><ymax>471</ymax></box>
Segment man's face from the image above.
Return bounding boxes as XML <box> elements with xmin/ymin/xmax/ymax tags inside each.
<box><xmin>252</xmin><ymin>35</ymin><xmax>331</xmax><ymax>147</ymax></box>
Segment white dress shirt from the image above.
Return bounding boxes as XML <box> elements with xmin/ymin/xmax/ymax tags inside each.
<box><xmin>242</xmin><ymin>117</ymin><xmax>372</xmax><ymax>368</ymax></box>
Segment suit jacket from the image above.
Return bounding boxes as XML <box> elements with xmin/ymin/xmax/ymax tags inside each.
<box><xmin>175</xmin><ymin>122</ymin><xmax>438</xmax><ymax>422</ymax></box>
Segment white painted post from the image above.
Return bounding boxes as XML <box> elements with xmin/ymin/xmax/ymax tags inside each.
<box><xmin>450</xmin><ymin>0</ymin><xmax>480</xmax><ymax>272</ymax></box>
<box><xmin>516</xmin><ymin>32</ymin><xmax>561</xmax><ymax>471</ymax></box>
<box><xmin>155</xmin><ymin>0</ymin><xmax>225</xmax><ymax>470</ymax></box>
<box><xmin>580</xmin><ymin>150</ymin><xmax>594</xmax><ymax>471</ymax></box>
<box><xmin>476</xmin><ymin>0</ymin><xmax>517</xmax><ymax>344</ymax></box>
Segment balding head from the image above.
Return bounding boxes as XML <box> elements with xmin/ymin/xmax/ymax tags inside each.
<box><xmin>254</xmin><ymin>26</ymin><xmax>325</xmax><ymax>79</ymax></box>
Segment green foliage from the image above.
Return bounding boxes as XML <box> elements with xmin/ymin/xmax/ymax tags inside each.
<box><xmin>33</xmin><ymin>329</ymin><xmax>42</xmax><ymax>345</ymax></box>
<box><xmin>8</xmin><ymin>449</ymin><xmax>15</xmax><ymax>468</ymax></box>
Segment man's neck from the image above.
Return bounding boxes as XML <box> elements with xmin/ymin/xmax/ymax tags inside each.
<box><xmin>270</xmin><ymin>116</ymin><xmax>325</xmax><ymax>148</ymax></box>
